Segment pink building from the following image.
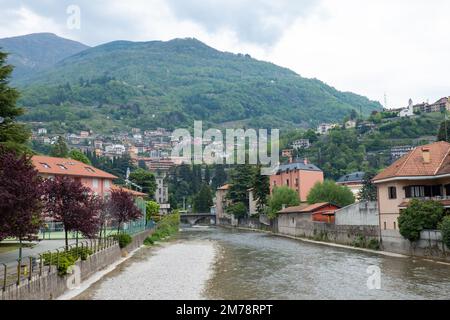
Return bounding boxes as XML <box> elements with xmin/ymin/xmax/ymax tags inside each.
<box><xmin>32</xmin><ymin>155</ymin><xmax>117</xmax><ymax>197</ymax></box>
<box><xmin>270</xmin><ymin>159</ymin><xmax>324</xmax><ymax>202</ymax></box>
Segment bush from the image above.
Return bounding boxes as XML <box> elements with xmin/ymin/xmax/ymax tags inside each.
<box><xmin>144</xmin><ymin>212</ymin><xmax>180</xmax><ymax>246</ymax></box>
<box><xmin>114</xmin><ymin>233</ymin><xmax>133</xmax><ymax>248</ymax></box>
<box><xmin>399</xmin><ymin>199</ymin><xmax>444</xmax><ymax>242</ymax></box>
<box><xmin>42</xmin><ymin>247</ymin><xmax>93</xmax><ymax>276</ymax></box>
<box><xmin>352</xmin><ymin>235</ymin><xmax>380</xmax><ymax>250</ymax></box>
<box><xmin>267</xmin><ymin>186</ymin><xmax>300</xmax><ymax>218</ymax></box>
<box><xmin>307</xmin><ymin>180</ymin><xmax>355</xmax><ymax>208</ymax></box>
<box><xmin>439</xmin><ymin>216</ymin><xmax>450</xmax><ymax>248</ymax></box>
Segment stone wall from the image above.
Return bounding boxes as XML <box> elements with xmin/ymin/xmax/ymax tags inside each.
<box><xmin>277</xmin><ymin>212</ymin><xmax>379</xmax><ymax>245</ymax></box>
<box><xmin>1</xmin><ymin>229</ymin><xmax>154</xmax><ymax>300</ymax></box>
<box><xmin>381</xmin><ymin>229</ymin><xmax>450</xmax><ymax>261</ymax></box>
<box><xmin>335</xmin><ymin>201</ymin><xmax>379</xmax><ymax>226</ymax></box>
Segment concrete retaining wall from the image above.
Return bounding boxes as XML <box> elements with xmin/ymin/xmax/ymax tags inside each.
<box><xmin>1</xmin><ymin>229</ymin><xmax>154</xmax><ymax>300</ymax></box>
<box><xmin>381</xmin><ymin>229</ymin><xmax>450</xmax><ymax>261</ymax></box>
<box><xmin>335</xmin><ymin>201</ymin><xmax>379</xmax><ymax>226</ymax></box>
<box><xmin>277</xmin><ymin>212</ymin><xmax>378</xmax><ymax>245</ymax></box>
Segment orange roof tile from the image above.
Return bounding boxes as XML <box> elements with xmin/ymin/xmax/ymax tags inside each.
<box><xmin>217</xmin><ymin>184</ymin><xmax>230</xmax><ymax>190</ymax></box>
<box><xmin>373</xmin><ymin>141</ymin><xmax>450</xmax><ymax>182</ymax></box>
<box><xmin>32</xmin><ymin>155</ymin><xmax>117</xmax><ymax>180</ymax></box>
<box><xmin>278</xmin><ymin>202</ymin><xmax>339</xmax><ymax>214</ymax></box>
<box><xmin>111</xmin><ymin>185</ymin><xmax>147</xmax><ymax>197</ymax></box>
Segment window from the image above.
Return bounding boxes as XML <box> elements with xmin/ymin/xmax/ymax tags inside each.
<box><xmin>104</xmin><ymin>180</ymin><xmax>110</xmax><ymax>189</ymax></box>
<box><xmin>388</xmin><ymin>187</ymin><xmax>397</xmax><ymax>199</ymax></box>
<box><xmin>85</xmin><ymin>167</ymin><xmax>95</xmax><ymax>173</ymax></box>
<box><xmin>40</xmin><ymin>162</ymin><xmax>51</xmax><ymax>169</ymax></box>
<box><xmin>404</xmin><ymin>185</ymin><xmax>442</xmax><ymax>198</ymax></box>
<box><xmin>393</xmin><ymin>222</ymin><xmax>397</xmax><ymax>230</ymax></box>
<box><xmin>93</xmin><ymin>179</ymin><xmax>99</xmax><ymax>188</ymax></box>
<box><xmin>384</xmin><ymin>222</ymin><xmax>387</xmax><ymax>230</ymax></box>
<box><xmin>295</xmin><ymin>178</ymin><xmax>299</xmax><ymax>187</ymax></box>
<box><xmin>57</xmin><ymin>164</ymin><xmax>68</xmax><ymax>170</ymax></box>
<box><xmin>286</xmin><ymin>179</ymin><xmax>290</xmax><ymax>186</ymax></box>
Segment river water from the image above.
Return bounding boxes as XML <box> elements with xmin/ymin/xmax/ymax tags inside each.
<box><xmin>74</xmin><ymin>227</ymin><xmax>450</xmax><ymax>300</ymax></box>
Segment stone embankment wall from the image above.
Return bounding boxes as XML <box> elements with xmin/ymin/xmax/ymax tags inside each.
<box><xmin>381</xmin><ymin>229</ymin><xmax>449</xmax><ymax>261</ymax></box>
<box><xmin>1</xmin><ymin>229</ymin><xmax>154</xmax><ymax>300</ymax></box>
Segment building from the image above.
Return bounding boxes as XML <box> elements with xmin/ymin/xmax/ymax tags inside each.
<box><xmin>292</xmin><ymin>139</ymin><xmax>311</xmax><ymax>150</ymax></box>
<box><xmin>413</xmin><ymin>97</ymin><xmax>450</xmax><ymax>114</ymax></box>
<box><xmin>31</xmin><ymin>155</ymin><xmax>117</xmax><ymax>197</ymax></box>
<box><xmin>281</xmin><ymin>149</ymin><xmax>294</xmax><ymax>158</ymax></box>
<box><xmin>270</xmin><ymin>159</ymin><xmax>324</xmax><ymax>202</ymax></box>
<box><xmin>344</xmin><ymin>120</ymin><xmax>357</xmax><ymax>129</ymax></box>
<box><xmin>215</xmin><ymin>184</ymin><xmax>231</xmax><ymax>222</ymax></box>
<box><xmin>336</xmin><ymin>171</ymin><xmax>365</xmax><ymax>198</ymax></box>
<box><xmin>155</xmin><ymin>173</ymin><xmax>170</xmax><ymax>214</ymax></box>
<box><xmin>398</xmin><ymin>99</ymin><xmax>415</xmax><ymax>117</ymax></box>
<box><xmin>373</xmin><ymin>141</ymin><xmax>450</xmax><ymax>231</ymax></box>
<box><xmin>37</xmin><ymin>128</ymin><xmax>47</xmax><ymax>135</ymax></box>
<box><xmin>316</xmin><ymin>123</ymin><xmax>338</xmax><ymax>135</ymax></box>
<box><xmin>390</xmin><ymin>145</ymin><xmax>415</xmax><ymax>162</ymax></box>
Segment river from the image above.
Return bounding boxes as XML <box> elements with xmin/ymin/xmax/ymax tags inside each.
<box><xmin>73</xmin><ymin>227</ymin><xmax>450</xmax><ymax>300</ymax></box>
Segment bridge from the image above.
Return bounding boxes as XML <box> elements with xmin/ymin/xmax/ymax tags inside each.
<box><xmin>180</xmin><ymin>213</ymin><xmax>216</xmax><ymax>225</ymax></box>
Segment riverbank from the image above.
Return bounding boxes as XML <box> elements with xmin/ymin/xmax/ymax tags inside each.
<box><xmin>220</xmin><ymin>225</ymin><xmax>450</xmax><ymax>266</ymax></box>
<box><xmin>72</xmin><ymin>240</ymin><xmax>217</xmax><ymax>300</ymax></box>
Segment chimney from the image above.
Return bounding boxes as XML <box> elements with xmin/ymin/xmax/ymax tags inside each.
<box><xmin>289</xmin><ymin>156</ymin><xmax>293</xmax><ymax>164</ymax></box>
<box><xmin>422</xmin><ymin>147</ymin><xmax>431</xmax><ymax>163</ymax></box>
<box><xmin>282</xmin><ymin>204</ymin><xmax>286</xmax><ymax>210</ymax></box>
<box><xmin>304</xmin><ymin>158</ymin><xmax>309</xmax><ymax>165</ymax></box>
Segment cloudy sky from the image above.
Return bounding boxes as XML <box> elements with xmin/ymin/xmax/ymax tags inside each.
<box><xmin>1</xmin><ymin>0</ymin><xmax>449</xmax><ymax>108</ymax></box>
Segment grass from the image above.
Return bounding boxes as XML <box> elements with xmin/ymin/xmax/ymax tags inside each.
<box><xmin>144</xmin><ymin>213</ymin><xmax>180</xmax><ymax>246</ymax></box>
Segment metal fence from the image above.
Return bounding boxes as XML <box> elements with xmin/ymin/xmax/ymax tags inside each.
<box><xmin>1</xmin><ymin>237</ymin><xmax>118</xmax><ymax>292</ymax></box>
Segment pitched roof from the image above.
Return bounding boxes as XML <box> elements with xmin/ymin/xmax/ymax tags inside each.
<box><xmin>373</xmin><ymin>141</ymin><xmax>450</xmax><ymax>182</ymax></box>
<box><xmin>337</xmin><ymin>171</ymin><xmax>365</xmax><ymax>184</ymax></box>
<box><xmin>278</xmin><ymin>202</ymin><xmax>339</xmax><ymax>214</ymax></box>
<box><xmin>111</xmin><ymin>185</ymin><xmax>147</xmax><ymax>197</ymax></box>
<box><xmin>276</xmin><ymin>161</ymin><xmax>322</xmax><ymax>174</ymax></box>
<box><xmin>217</xmin><ymin>184</ymin><xmax>230</xmax><ymax>191</ymax></box>
<box><xmin>32</xmin><ymin>155</ymin><xmax>117</xmax><ymax>180</ymax></box>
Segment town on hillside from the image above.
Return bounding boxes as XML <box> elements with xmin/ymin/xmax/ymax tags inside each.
<box><xmin>2</xmin><ymin>1</ymin><xmax>450</xmax><ymax>302</ymax></box>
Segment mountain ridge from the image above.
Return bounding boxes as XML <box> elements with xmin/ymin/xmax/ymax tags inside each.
<box><xmin>0</xmin><ymin>33</ymin><xmax>382</xmax><ymax>132</ymax></box>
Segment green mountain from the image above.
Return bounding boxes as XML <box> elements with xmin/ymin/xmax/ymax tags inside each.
<box><xmin>10</xmin><ymin>36</ymin><xmax>381</xmax><ymax>132</ymax></box>
<box><xmin>0</xmin><ymin>33</ymin><xmax>89</xmax><ymax>79</ymax></box>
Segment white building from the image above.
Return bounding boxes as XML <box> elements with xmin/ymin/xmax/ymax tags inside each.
<box><xmin>105</xmin><ymin>144</ymin><xmax>126</xmax><ymax>156</ymax></box>
<box><xmin>317</xmin><ymin>123</ymin><xmax>338</xmax><ymax>135</ymax></box>
<box><xmin>37</xmin><ymin>128</ymin><xmax>47</xmax><ymax>135</ymax></box>
<box><xmin>155</xmin><ymin>173</ymin><xmax>170</xmax><ymax>214</ymax></box>
<box><xmin>399</xmin><ymin>99</ymin><xmax>414</xmax><ymax>117</ymax></box>
<box><xmin>292</xmin><ymin>139</ymin><xmax>311</xmax><ymax>150</ymax></box>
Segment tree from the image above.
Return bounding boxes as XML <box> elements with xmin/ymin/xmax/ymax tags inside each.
<box><xmin>252</xmin><ymin>165</ymin><xmax>270</xmax><ymax>215</ymax></box>
<box><xmin>439</xmin><ymin>216</ymin><xmax>450</xmax><ymax>249</ymax></box>
<box><xmin>268</xmin><ymin>186</ymin><xmax>300</xmax><ymax>218</ymax></box>
<box><xmin>129</xmin><ymin>168</ymin><xmax>157</xmax><ymax>199</ymax></box>
<box><xmin>50</xmin><ymin>136</ymin><xmax>69</xmax><ymax>158</ymax></box>
<box><xmin>227</xmin><ymin>165</ymin><xmax>255</xmax><ymax>209</ymax></box>
<box><xmin>398</xmin><ymin>199</ymin><xmax>444</xmax><ymax>242</ymax></box>
<box><xmin>109</xmin><ymin>188</ymin><xmax>142</xmax><ymax>233</ymax></box>
<box><xmin>42</xmin><ymin>176</ymin><xmax>101</xmax><ymax>249</ymax></box>
<box><xmin>226</xmin><ymin>202</ymin><xmax>247</xmax><ymax>219</ymax></box>
<box><xmin>437</xmin><ymin>119</ymin><xmax>450</xmax><ymax>142</ymax></box>
<box><xmin>193</xmin><ymin>184</ymin><xmax>213</xmax><ymax>213</ymax></box>
<box><xmin>146</xmin><ymin>201</ymin><xmax>160</xmax><ymax>222</ymax></box>
<box><xmin>0</xmin><ymin>147</ymin><xmax>43</xmax><ymax>260</ymax></box>
<box><xmin>211</xmin><ymin>164</ymin><xmax>227</xmax><ymax>190</ymax></box>
<box><xmin>69</xmin><ymin>149</ymin><xmax>91</xmax><ymax>165</ymax></box>
<box><xmin>307</xmin><ymin>180</ymin><xmax>355</xmax><ymax>207</ymax></box>
<box><xmin>0</xmin><ymin>51</ymin><xmax>30</xmax><ymax>152</ymax></box>
<box><xmin>358</xmin><ymin>171</ymin><xmax>377</xmax><ymax>201</ymax></box>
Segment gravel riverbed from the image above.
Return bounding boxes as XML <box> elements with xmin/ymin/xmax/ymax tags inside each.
<box><xmin>75</xmin><ymin>241</ymin><xmax>217</xmax><ymax>300</ymax></box>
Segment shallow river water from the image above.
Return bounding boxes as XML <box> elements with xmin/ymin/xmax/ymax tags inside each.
<box><xmin>74</xmin><ymin>227</ymin><xmax>450</xmax><ymax>300</ymax></box>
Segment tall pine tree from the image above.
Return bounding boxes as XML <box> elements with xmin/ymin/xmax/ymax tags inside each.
<box><xmin>0</xmin><ymin>51</ymin><xmax>30</xmax><ymax>152</ymax></box>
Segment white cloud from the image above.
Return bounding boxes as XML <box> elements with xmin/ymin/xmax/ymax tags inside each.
<box><xmin>0</xmin><ymin>0</ymin><xmax>450</xmax><ymax>107</ymax></box>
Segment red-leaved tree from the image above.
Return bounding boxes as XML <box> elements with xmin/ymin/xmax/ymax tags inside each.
<box><xmin>42</xmin><ymin>176</ymin><xmax>101</xmax><ymax>250</ymax></box>
<box><xmin>108</xmin><ymin>188</ymin><xmax>142</xmax><ymax>233</ymax></box>
<box><xmin>0</xmin><ymin>147</ymin><xmax>43</xmax><ymax>260</ymax></box>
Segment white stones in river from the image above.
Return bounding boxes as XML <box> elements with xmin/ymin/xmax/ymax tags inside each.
<box><xmin>91</xmin><ymin>242</ymin><xmax>217</xmax><ymax>300</ymax></box>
